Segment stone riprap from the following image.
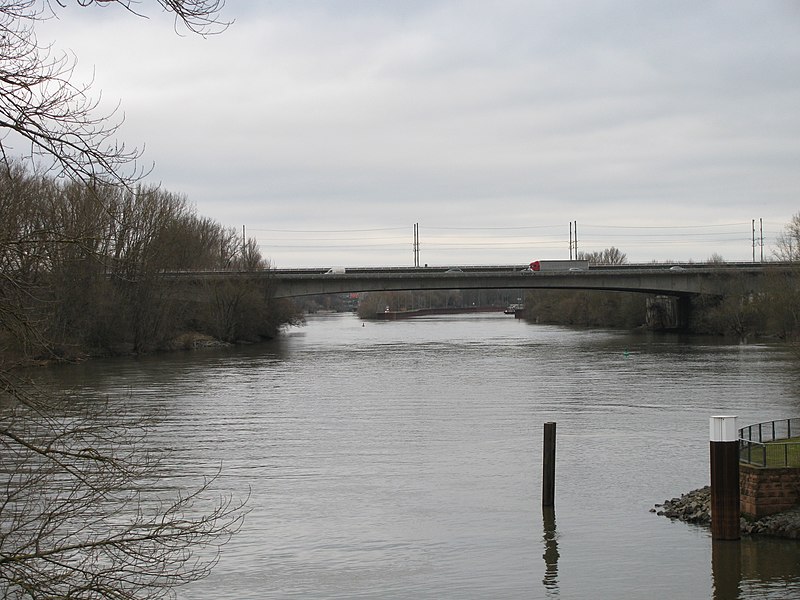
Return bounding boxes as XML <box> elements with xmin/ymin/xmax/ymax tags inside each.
<box><xmin>653</xmin><ymin>486</ymin><xmax>800</xmax><ymax>539</ymax></box>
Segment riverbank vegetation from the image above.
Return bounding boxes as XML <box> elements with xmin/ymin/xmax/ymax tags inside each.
<box><xmin>523</xmin><ymin>289</ymin><xmax>648</xmax><ymax>329</ymax></box>
<box><xmin>689</xmin><ymin>262</ymin><xmax>800</xmax><ymax>345</ymax></box>
<box><xmin>521</xmin><ymin>231</ymin><xmax>800</xmax><ymax>348</ymax></box>
<box><xmin>1</xmin><ymin>2</ymin><xmax>256</xmax><ymax>597</ymax></box>
<box><xmin>523</xmin><ymin>266</ymin><xmax>800</xmax><ymax>343</ymax></box>
<box><xmin>522</xmin><ymin>246</ymin><xmax>649</xmax><ymax>329</ymax></box>
<box><xmin>0</xmin><ymin>164</ymin><xmax>302</xmax><ymax>366</ymax></box>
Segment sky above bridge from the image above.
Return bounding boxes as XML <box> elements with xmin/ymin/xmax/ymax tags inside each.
<box><xmin>38</xmin><ymin>1</ymin><xmax>800</xmax><ymax>267</ymax></box>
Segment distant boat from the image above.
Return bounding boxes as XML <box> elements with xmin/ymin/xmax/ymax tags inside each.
<box><xmin>504</xmin><ymin>303</ymin><xmax>523</xmax><ymax>315</ymax></box>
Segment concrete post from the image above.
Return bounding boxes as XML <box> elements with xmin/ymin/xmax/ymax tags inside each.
<box><xmin>710</xmin><ymin>416</ymin><xmax>740</xmax><ymax>540</ymax></box>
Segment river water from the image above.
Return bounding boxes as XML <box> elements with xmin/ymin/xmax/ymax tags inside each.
<box><xmin>35</xmin><ymin>312</ymin><xmax>800</xmax><ymax>599</ymax></box>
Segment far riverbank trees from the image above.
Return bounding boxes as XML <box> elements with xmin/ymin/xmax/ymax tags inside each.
<box><xmin>521</xmin><ymin>229</ymin><xmax>800</xmax><ymax>345</ymax></box>
<box><xmin>522</xmin><ymin>246</ymin><xmax>647</xmax><ymax>329</ymax></box>
<box><xmin>356</xmin><ymin>288</ymin><xmax>517</xmax><ymax>318</ymax></box>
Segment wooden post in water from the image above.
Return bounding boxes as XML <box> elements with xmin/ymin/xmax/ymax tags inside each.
<box><xmin>710</xmin><ymin>416</ymin><xmax>740</xmax><ymax>541</ymax></box>
<box><xmin>543</xmin><ymin>422</ymin><xmax>556</xmax><ymax>507</ymax></box>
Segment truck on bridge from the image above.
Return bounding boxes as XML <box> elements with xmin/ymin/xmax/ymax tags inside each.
<box><xmin>526</xmin><ymin>260</ymin><xmax>590</xmax><ymax>272</ymax></box>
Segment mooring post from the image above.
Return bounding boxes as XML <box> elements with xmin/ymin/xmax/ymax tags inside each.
<box><xmin>709</xmin><ymin>415</ymin><xmax>740</xmax><ymax>540</ymax></box>
<box><xmin>543</xmin><ymin>422</ymin><xmax>556</xmax><ymax>507</ymax></box>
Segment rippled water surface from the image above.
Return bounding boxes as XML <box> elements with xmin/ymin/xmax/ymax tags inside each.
<box><xmin>39</xmin><ymin>313</ymin><xmax>800</xmax><ymax>599</ymax></box>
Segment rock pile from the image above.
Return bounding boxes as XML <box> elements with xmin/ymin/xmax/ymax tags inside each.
<box><xmin>743</xmin><ymin>507</ymin><xmax>800</xmax><ymax>538</ymax></box>
<box><xmin>652</xmin><ymin>486</ymin><xmax>800</xmax><ymax>539</ymax></box>
<box><xmin>653</xmin><ymin>486</ymin><xmax>711</xmax><ymax>526</ymax></box>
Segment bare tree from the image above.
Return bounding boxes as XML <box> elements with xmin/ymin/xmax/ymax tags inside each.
<box><xmin>237</xmin><ymin>237</ymin><xmax>269</xmax><ymax>271</ymax></box>
<box><xmin>0</xmin><ymin>0</ymin><xmax>228</xmax><ymax>187</ymax></box>
<box><xmin>0</xmin><ymin>374</ymin><xmax>248</xmax><ymax>599</ymax></box>
<box><xmin>577</xmin><ymin>246</ymin><xmax>627</xmax><ymax>265</ymax></box>
<box><xmin>75</xmin><ymin>0</ymin><xmax>231</xmax><ymax>36</ymax></box>
<box><xmin>0</xmin><ymin>2</ymin><xmax>254</xmax><ymax>598</ymax></box>
<box><xmin>774</xmin><ymin>213</ymin><xmax>800</xmax><ymax>262</ymax></box>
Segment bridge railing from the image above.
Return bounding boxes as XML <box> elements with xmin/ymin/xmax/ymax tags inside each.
<box><xmin>739</xmin><ymin>418</ymin><xmax>800</xmax><ymax>467</ymax></box>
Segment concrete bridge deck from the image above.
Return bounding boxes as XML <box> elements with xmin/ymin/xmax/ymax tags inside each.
<box><xmin>172</xmin><ymin>262</ymin><xmax>793</xmax><ymax>299</ymax></box>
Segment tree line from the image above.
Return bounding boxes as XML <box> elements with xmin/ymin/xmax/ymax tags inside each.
<box><xmin>0</xmin><ymin>2</ymin><xmax>270</xmax><ymax>598</ymax></box>
<box><xmin>521</xmin><ymin>235</ymin><xmax>800</xmax><ymax>347</ymax></box>
<box><xmin>689</xmin><ymin>262</ymin><xmax>800</xmax><ymax>344</ymax></box>
<box><xmin>0</xmin><ymin>163</ymin><xmax>301</xmax><ymax>365</ymax></box>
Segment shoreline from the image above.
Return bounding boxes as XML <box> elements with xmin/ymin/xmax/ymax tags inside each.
<box><xmin>369</xmin><ymin>306</ymin><xmax>503</xmax><ymax>320</ymax></box>
<box><xmin>652</xmin><ymin>486</ymin><xmax>800</xmax><ymax>539</ymax></box>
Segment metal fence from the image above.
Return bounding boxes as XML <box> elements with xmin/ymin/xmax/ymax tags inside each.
<box><xmin>739</xmin><ymin>418</ymin><xmax>800</xmax><ymax>467</ymax></box>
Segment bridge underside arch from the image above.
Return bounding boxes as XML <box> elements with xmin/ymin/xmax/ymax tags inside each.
<box><xmin>269</xmin><ymin>271</ymin><xmax>716</xmax><ymax>299</ymax></box>
<box><xmin>272</xmin><ymin>272</ymin><xmax>705</xmax><ymax>331</ymax></box>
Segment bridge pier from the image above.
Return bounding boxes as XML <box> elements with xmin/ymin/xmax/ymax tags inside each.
<box><xmin>645</xmin><ymin>295</ymin><xmax>691</xmax><ymax>331</ymax></box>
<box><xmin>678</xmin><ymin>295</ymin><xmax>692</xmax><ymax>330</ymax></box>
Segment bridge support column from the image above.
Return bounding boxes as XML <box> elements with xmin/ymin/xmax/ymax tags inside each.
<box><xmin>677</xmin><ymin>295</ymin><xmax>692</xmax><ymax>331</ymax></box>
<box><xmin>646</xmin><ymin>295</ymin><xmax>677</xmax><ymax>330</ymax></box>
<box><xmin>645</xmin><ymin>295</ymin><xmax>692</xmax><ymax>331</ymax></box>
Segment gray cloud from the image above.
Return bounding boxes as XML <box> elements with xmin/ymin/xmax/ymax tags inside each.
<box><xmin>35</xmin><ymin>1</ymin><xmax>800</xmax><ymax>266</ymax></box>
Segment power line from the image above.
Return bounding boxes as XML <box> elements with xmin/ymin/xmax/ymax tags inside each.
<box><xmin>249</xmin><ymin>218</ymin><xmax>784</xmax><ymax>264</ymax></box>
<box><xmin>249</xmin><ymin>226</ymin><xmax>407</xmax><ymax>233</ymax></box>
<box><xmin>580</xmin><ymin>222</ymin><xmax>751</xmax><ymax>230</ymax></box>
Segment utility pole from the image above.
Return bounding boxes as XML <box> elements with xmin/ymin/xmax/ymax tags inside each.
<box><xmin>569</xmin><ymin>222</ymin><xmax>573</xmax><ymax>260</ymax></box>
<box><xmin>413</xmin><ymin>223</ymin><xmax>420</xmax><ymax>267</ymax></box>
<box><xmin>572</xmin><ymin>221</ymin><xmax>578</xmax><ymax>259</ymax></box>
<box><xmin>752</xmin><ymin>219</ymin><xmax>764</xmax><ymax>263</ymax></box>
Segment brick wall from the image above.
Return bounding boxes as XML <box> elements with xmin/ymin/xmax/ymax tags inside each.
<box><xmin>740</xmin><ymin>464</ymin><xmax>800</xmax><ymax>518</ymax></box>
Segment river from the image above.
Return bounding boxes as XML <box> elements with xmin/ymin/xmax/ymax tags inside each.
<box><xmin>34</xmin><ymin>312</ymin><xmax>800</xmax><ymax>599</ymax></box>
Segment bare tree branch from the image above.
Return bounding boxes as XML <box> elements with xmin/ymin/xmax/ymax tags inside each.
<box><xmin>0</xmin><ymin>2</ymin><xmax>259</xmax><ymax>597</ymax></box>
<box><xmin>1</xmin><ymin>381</ymin><xmax>249</xmax><ymax>598</ymax></box>
<box><xmin>50</xmin><ymin>0</ymin><xmax>231</xmax><ymax>36</ymax></box>
<box><xmin>0</xmin><ymin>0</ymin><xmax>229</xmax><ymax>188</ymax></box>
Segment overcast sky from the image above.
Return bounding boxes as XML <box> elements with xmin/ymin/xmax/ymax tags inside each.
<box><xmin>38</xmin><ymin>1</ymin><xmax>800</xmax><ymax>267</ymax></box>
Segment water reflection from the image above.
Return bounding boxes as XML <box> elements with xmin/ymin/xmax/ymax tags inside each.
<box><xmin>712</xmin><ymin>536</ymin><xmax>800</xmax><ymax>600</ymax></box>
<box><xmin>542</xmin><ymin>507</ymin><xmax>559</xmax><ymax>596</ymax></box>
<box><xmin>712</xmin><ymin>540</ymin><xmax>741</xmax><ymax>600</ymax></box>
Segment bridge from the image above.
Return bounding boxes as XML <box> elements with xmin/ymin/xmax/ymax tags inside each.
<box><xmin>262</xmin><ymin>263</ymin><xmax>786</xmax><ymax>299</ymax></box>
<box><xmin>164</xmin><ymin>262</ymin><xmax>796</xmax><ymax>331</ymax></box>
<box><xmin>172</xmin><ymin>262</ymin><xmax>793</xmax><ymax>299</ymax></box>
